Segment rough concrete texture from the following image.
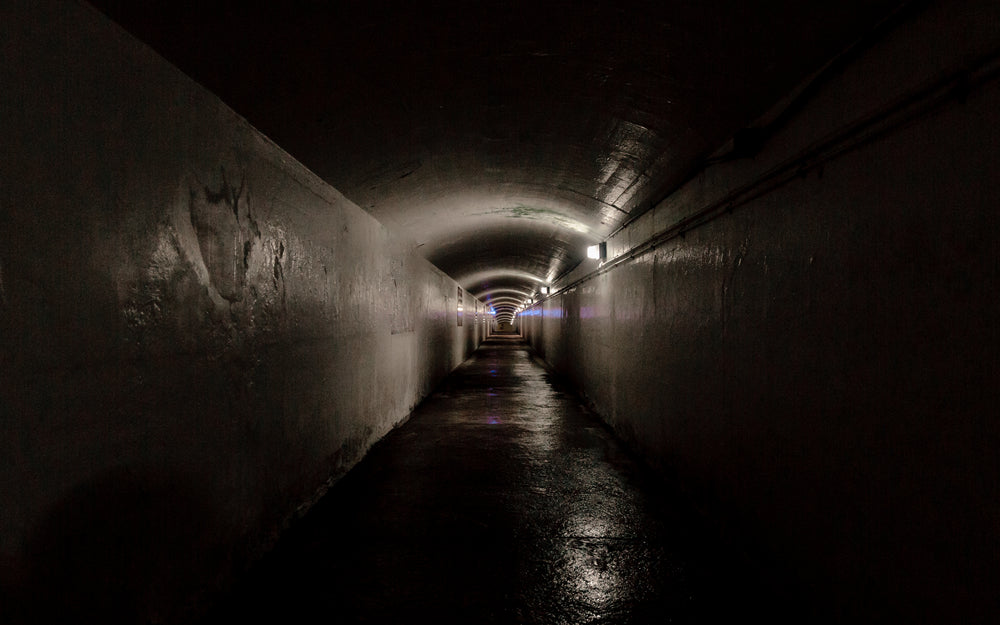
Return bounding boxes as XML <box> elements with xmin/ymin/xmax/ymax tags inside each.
<box><xmin>523</xmin><ymin>2</ymin><xmax>1000</xmax><ymax>622</ymax></box>
<box><xmin>205</xmin><ymin>336</ymin><xmax>786</xmax><ymax>624</ymax></box>
<box><xmin>84</xmin><ymin>0</ymin><xmax>904</xmax><ymax>304</ymax></box>
<box><xmin>0</xmin><ymin>1</ymin><xmax>483</xmax><ymax>622</ymax></box>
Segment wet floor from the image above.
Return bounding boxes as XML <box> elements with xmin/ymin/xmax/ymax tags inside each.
<box><xmin>207</xmin><ymin>336</ymin><xmax>783</xmax><ymax>624</ymax></box>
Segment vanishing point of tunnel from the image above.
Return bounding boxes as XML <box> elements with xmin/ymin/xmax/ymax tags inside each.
<box><xmin>1</xmin><ymin>1</ymin><xmax>998</xmax><ymax>623</ymax></box>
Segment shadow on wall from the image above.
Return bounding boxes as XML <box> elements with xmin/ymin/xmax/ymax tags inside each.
<box><xmin>8</xmin><ymin>466</ymin><xmax>215</xmax><ymax>625</ymax></box>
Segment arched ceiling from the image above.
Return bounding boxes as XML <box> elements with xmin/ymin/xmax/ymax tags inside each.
<box><xmin>89</xmin><ymin>0</ymin><xmax>901</xmax><ymax>300</ymax></box>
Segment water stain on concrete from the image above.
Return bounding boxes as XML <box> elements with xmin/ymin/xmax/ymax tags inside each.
<box><xmin>188</xmin><ymin>166</ymin><xmax>261</xmax><ymax>302</ymax></box>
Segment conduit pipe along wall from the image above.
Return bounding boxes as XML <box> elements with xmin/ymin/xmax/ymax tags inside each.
<box><xmin>523</xmin><ymin>0</ymin><xmax>1000</xmax><ymax>622</ymax></box>
<box><xmin>0</xmin><ymin>1</ymin><xmax>483</xmax><ymax>622</ymax></box>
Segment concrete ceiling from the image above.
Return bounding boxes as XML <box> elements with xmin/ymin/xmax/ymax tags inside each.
<box><xmin>88</xmin><ymin>0</ymin><xmax>901</xmax><ymax>305</ymax></box>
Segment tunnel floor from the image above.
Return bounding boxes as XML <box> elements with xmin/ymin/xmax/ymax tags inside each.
<box><xmin>206</xmin><ymin>336</ymin><xmax>784</xmax><ymax>624</ymax></box>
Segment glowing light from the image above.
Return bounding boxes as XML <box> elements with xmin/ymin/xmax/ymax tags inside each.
<box><xmin>587</xmin><ymin>241</ymin><xmax>607</xmax><ymax>261</ymax></box>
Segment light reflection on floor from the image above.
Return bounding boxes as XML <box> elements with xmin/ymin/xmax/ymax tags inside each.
<box><xmin>562</xmin><ymin>513</ymin><xmax>623</xmax><ymax>539</ymax></box>
<box><xmin>565</xmin><ymin>538</ymin><xmax>623</xmax><ymax>612</ymax></box>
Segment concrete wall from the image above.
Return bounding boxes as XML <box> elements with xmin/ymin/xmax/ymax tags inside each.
<box><xmin>524</xmin><ymin>1</ymin><xmax>1000</xmax><ymax>622</ymax></box>
<box><xmin>0</xmin><ymin>2</ymin><xmax>482</xmax><ymax>622</ymax></box>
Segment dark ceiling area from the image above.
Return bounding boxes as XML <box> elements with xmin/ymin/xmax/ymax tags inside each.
<box><xmin>87</xmin><ymin>0</ymin><xmax>901</xmax><ymax>308</ymax></box>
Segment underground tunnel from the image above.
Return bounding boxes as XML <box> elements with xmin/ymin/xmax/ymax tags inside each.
<box><xmin>1</xmin><ymin>0</ymin><xmax>998</xmax><ymax>622</ymax></box>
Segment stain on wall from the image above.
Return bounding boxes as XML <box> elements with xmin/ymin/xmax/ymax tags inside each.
<box><xmin>188</xmin><ymin>166</ymin><xmax>261</xmax><ymax>302</ymax></box>
<box><xmin>0</xmin><ymin>2</ymin><xmax>484</xmax><ymax>622</ymax></box>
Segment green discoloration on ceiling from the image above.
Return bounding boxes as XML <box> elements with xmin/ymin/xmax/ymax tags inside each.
<box><xmin>477</xmin><ymin>205</ymin><xmax>590</xmax><ymax>233</ymax></box>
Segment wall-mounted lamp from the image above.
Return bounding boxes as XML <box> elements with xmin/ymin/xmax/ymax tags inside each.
<box><xmin>540</xmin><ymin>286</ymin><xmax>550</xmax><ymax>295</ymax></box>
<box><xmin>586</xmin><ymin>241</ymin><xmax>607</xmax><ymax>261</ymax></box>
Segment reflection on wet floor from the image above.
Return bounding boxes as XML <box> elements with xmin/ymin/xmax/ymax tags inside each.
<box><xmin>207</xmin><ymin>336</ymin><xmax>779</xmax><ymax>624</ymax></box>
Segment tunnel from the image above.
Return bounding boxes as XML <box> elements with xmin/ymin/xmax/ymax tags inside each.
<box><xmin>1</xmin><ymin>0</ymin><xmax>998</xmax><ymax>622</ymax></box>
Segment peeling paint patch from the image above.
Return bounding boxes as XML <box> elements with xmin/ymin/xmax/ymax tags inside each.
<box><xmin>147</xmin><ymin>229</ymin><xmax>183</xmax><ymax>282</ymax></box>
<box><xmin>121</xmin><ymin>224</ymin><xmax>188</xmax><ymax>348</ymax></box>
<box><xmin>272</xmin><ymin>246</ymin><xmax>284</xmax><ymax>290</ymax></box>
<box><xmin>188</xmin><ymin>166</ymin><xmax>261</xmax><ymax>302</ymax></box>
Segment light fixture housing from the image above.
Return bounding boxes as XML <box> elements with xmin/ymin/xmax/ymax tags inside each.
<box><xmin>586</xmin><ymin>241</ymin><xmax>607</xmax><ymax>261</ymax></box>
